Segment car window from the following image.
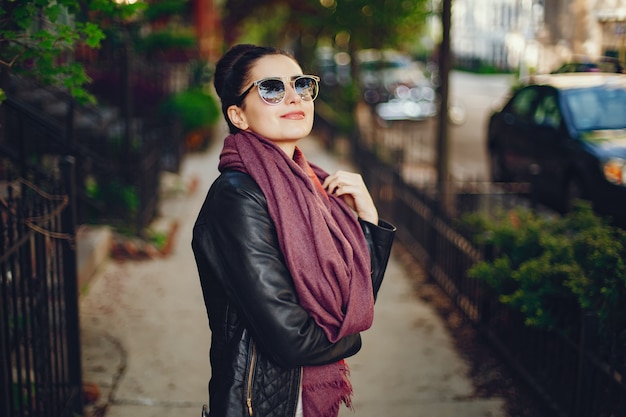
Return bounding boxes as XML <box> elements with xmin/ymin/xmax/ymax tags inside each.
<box><xmin>509</xmin><ymin>87</ymin><xmax>539</xmax><ymax>121</ymax></box>
<box><xmin>533</xmin><ymin>92</ymin><xmax>561</xmax><ymax>128</ymax></box>
<box><xmin>564</xmin><ymin>85</ymin><xmax>626</xmax><ymax>130</ymax></box>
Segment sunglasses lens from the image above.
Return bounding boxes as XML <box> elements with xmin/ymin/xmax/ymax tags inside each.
<box><xmin>258</xmin><ymin>79</ymin><xmax>286</xmax><ymax>104</ymax></box>
<box><xmin>255</xmin><ymin>76</ymin><xmax>319</xmax><ymax>104</ymax></box>
<box><xmin>295</xmin><ymin>77</ymin><xmax>319</xmax><ymax>101</ymax></box>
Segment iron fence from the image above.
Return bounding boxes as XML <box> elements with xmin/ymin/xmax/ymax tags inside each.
<box><xmin>346</xmin><ymin>128</ymin><xmax>626</xmax><ymax>417</ymax></box>
<box><xmin>0</xmin><ymin>158</ymin><xmax>82</xmax><ymax>417</ymax></box>
<box><xmin>2</xmin><ymin>77</ymin><xmax>167</xmax><ymax>233</ymax></box>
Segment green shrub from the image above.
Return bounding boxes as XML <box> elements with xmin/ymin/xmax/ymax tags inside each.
<box><xmin>465</xmin><ymin>201</ymin><xmax>626</xmax><ymax>344</ymax></box>
<box><xmin>143</xmin><ymin>0</ymin><xmax>189</xmax><ymax>21</ymax></box>
<box><xmin>136</xmin><ymin>28</ymin><xmax>196</xmax><ymax>54</ymax></box>
<box><xmin>160</xmin><ymin>87</ymin><xmax>220</xmax><ymax>132</ymax></box>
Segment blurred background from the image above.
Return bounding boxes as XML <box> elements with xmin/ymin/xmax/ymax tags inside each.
<box><xmin>2</xmin><ymin>0</ymin><xmax>625</xmax><ymax>230</ymax></box>
<box><xmin>2</xmin><ymin>1</ymin><xmax>626</xmax><ymax>417</ymax></box>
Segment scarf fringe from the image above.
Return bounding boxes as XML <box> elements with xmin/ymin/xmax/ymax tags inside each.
<box><xmin>303</xmin><ymin>364</ymin><xmax>353</xmax><ymax>416</ymax></box>
<box><xmin>302</xmin><ymin>391</ymin><xmax>351</xmax><ymax>417</ymax></box>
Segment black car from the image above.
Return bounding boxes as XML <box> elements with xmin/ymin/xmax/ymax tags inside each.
<box><xmin>487</xmin><ymin>73</ymin><xmax>626</xmax><ymax>223</ymax></box>
<box><xmin>550</xmin><ymin>56</ymin><xmax>623</xmax><ymax>74</ymax></box>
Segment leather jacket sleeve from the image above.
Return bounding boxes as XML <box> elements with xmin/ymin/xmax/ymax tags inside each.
<box><xmin>193</xmin><ymin>171</ymin><xmax>363</xmax><ymax>369</ymax></box>
<box><xmin>359</xmin><ymin>218</ymin><xmax>395</xmax><ymax>301</ymax></box>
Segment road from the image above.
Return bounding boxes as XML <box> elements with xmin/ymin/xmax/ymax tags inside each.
<box><xmin>448</xmin><ymin>71</ymin><xmax>515</xmax><ymax>180</ymax></box>
<box><xmin>360</xmin><ymin>71</ymin><xmax>515</xmax><ymax>184</ymax></box>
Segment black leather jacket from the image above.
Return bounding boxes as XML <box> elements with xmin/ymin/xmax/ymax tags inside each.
<box><xmin>192</xmin><ymin>170</ymin><xmax>395</xmax><ymax>417</ymax></box>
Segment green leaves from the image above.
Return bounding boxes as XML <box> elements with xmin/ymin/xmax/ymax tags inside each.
<box><xmin>44</xmin><ymin>3</ymin><xmax>64</xmax><ymax>21</ymax></box>
<box><xmin>466</xmin><ymin>201</ymin><xmax>626</xmax><ymax>343</ymax></box>
<box><xmin>222</xmin><ymin>0</ymin><xmax>429</xmax><ymax>51</ymax></box>
<box><xmin>0</xmin><ymin>0</ymin><xmax>106</xmax><ymax>103</ymax></box>
<box><xmin>80</xmin><ymin>22</ymin><xmax>107</xmax><ymax>48</ymax></box>
<box><xmin>160</xmin><ymin>87</ymin><xmax>220</xmax><ymax>132</ymax></box>
<box><xmin>10</xmin><ymin>3</ymin><xmax>36</xmax><ymax>30</ymax></box>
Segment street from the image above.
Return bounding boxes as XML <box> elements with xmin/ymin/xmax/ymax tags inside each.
<box><xmin>362</xmin><ymin>71</ymin><xmax>515</xmax><ymax>183</ymax></box>
<box><xmin>449</xmin><ymin>71</ymin><xmax>515</xmax><ymax>179</ymax></box>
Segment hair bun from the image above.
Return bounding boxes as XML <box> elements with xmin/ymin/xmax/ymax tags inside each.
<box><xmin>214</xmin><ymin>44</ymin><xmax>257</xmax><ymax>99</ymax></box>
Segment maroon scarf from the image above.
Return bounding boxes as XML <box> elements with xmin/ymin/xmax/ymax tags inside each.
<box><xmin>218</xmin><ymin>131</ymin><xmax>374</xmax><ymax>416</ymax></box>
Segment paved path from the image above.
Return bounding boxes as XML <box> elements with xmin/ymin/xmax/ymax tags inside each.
<box><xmin>79</xmin><ymin>132</ymin><xmax>506</xmax><ymax>417</ymax></box>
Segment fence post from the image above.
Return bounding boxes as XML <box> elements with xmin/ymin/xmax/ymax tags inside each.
<box><xmin>425</xmin><ymin>192</ymin><xmax>439</xmax><ymax>283</ymax></box>
<box><xmin>478</xmin><ymin>242</ymin><xmax>494</xmax><ymax>325</ymax></box>
<box><xmin>0</xmin><ymin>280</ymin><xmax>8</xmax><ymax>417</ymax></box>
<box><xmin>574</xmin><ymin>310</ymin><xmax>594</xmax><ymax>417</ymax></box>
<box><xmin>59</xmin><ymin>156</ymin><xmax>84</xmax><ymax>415</ymax></box>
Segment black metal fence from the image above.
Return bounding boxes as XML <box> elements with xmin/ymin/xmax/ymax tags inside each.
<box><xmin>0</xmin><ymin>157</ymin><xmax>83</xmax><ymax>417</ymax></box>
<box><xmin>346</xmin><ymin>129</ymin><xmax>626</xmax><ymax>417</ymax></box>
<box><xmin>2</xmin><ymin>75</ymin><xmax>168</xmax><ymax>234</ymax></box>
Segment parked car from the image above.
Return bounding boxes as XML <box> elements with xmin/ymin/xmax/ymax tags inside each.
<box><xmin>550</xmin><ymin>56</ymin><xmax>623</xmax><ymax>74</ymax></box>
<box><xmin>356</xmin><ymin>49</ymin><xmax>437</xmax><ymax>122</ymax></box>
<box><xmin>487</xmin><ymin>72</ymin><xmax>626</xmax><ymax>224</ymax></box>
<box><xmin>374</xmin><ymin>83</ymin><xmax>437</xmax><ymax>122</ymax></box>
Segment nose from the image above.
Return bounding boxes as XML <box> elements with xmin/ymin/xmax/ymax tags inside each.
<box><xmin>284</xmin><ymin>81</ymin><xmax>302</xmax><ymax>104</ymax></box>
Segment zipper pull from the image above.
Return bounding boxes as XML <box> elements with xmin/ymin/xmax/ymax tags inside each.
<box><xmin>247</xmin><ymin>398</ymin><xmax>253</xmax><ymax>416</ymax></box>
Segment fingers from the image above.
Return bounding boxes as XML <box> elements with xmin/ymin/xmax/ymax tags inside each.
<box><xmin>322</xmin><ymin>171</ymin><xmax>379</xmax><ymax>224</ymax></box>
<box><xmin>322</xmin><ymin>171</ymin><xmax>359</xmax><ymax>189</ymax></box>
<box><xmin>322</xmin><ymin>171</ymin><xmax>361</xmax><ymax>196</ymax></box>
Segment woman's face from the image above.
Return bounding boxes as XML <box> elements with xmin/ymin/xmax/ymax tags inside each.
<box><xmin>228</xmin><ymin>54</ymin><xmax>315</xmax><ymax>152</ymax></box>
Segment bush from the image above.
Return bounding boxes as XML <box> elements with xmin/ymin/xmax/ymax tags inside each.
<box><xmin>160</xmin><ymin>87</ymin><xmax>220</xmax><ymax>133</ymax></box>
<box><xmin>465</xmin><ymin>201</ymin><xmax>626</xmax><ymax>344</ymax></box>
<box><xmin>136</xmin><ymin>29</ymin><xmax>196</xmax><ymax>54</ymax></box>
<box><xmin>143</xmin><ymin>0</ymin><xmax>189</xmax><ymax>21</ymax></box>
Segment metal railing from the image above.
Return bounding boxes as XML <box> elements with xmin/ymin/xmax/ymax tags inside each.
<box><xmin>2</xmin><ymin>76</ymin><xmax>168</xmax><ymax>233</ymax></box>
<box><xmin>314</xmin><ymin>109</ymin><xmax>626</xmax><ymax>417</ymax></box>
<box><xmin>0</xmin><ymin>157</ymin><xmax>82</xmax><ymax>417</ymax></box>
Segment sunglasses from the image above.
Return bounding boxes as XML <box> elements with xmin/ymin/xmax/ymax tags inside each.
<box><xmin>237</xmin><ymin>75</ymin><xmax>320</xmax><ymax>105</ymax></box>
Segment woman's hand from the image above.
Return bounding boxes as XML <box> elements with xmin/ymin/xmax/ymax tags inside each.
<box><xmin>322</xmin><ymin>170</ymin><xmax>379</xmax><ymax>224</ymax></box>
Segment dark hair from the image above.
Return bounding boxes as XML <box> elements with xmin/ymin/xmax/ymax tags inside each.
<box><xmin>214</xmin><ymin>44</ymin><xmax>296</xmax><ymax>133</ymax></box>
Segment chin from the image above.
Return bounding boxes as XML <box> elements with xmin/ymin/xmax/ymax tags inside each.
<box><xmin>283</xmin><ymin>125</ymin><xmax>313</xmax><ymax>139</ymax></box>
<box><xmin>291</xmin><ymin>129</ymin><xmax>313</xmax><ymax>140</ymax></box>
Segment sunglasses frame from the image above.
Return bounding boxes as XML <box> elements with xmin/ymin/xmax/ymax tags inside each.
<box><xmin>237</xmin><ymin>75</ymin><xmax>320</xmax><ymax>105</ymax></box>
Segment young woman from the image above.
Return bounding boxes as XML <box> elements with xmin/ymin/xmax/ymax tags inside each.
<box><xmin>192</xmin><ymin>44</ymin><xmax>395</xmax><ymax>417</ymax></box>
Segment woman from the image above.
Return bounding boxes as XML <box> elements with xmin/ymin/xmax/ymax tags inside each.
<box><xmin>192</xmin><ymin>44</ymin><xmax>395</xmax><ymax>417</ymax></box>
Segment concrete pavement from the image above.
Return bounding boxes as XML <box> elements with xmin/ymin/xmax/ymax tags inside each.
<box><xmin>79</xmin><ymin>129</ymin><xmax>506</xmax><ymax>417</ymax></box>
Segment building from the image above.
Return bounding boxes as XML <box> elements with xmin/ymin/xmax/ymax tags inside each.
<box><xmin>450</xmin><ymin>0</ymin><xmax>626</xmax><ymax>74</ymax></box>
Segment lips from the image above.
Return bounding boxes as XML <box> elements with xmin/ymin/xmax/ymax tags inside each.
<box><xmin>281</xmin><ymin>111</ymin><xmax>306</xmax><ymax>120</ymax></box>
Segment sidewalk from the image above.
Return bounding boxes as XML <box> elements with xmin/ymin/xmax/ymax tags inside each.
<box><xmin>79</xmin><ymin>131</ymin><xmax>506</xmax><ymax>417</ymax></box>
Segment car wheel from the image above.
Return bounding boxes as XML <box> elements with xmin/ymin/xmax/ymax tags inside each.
<box><xmin>489</xmin><ymin>149</ymin><xmax>509</xmax><ymax>183</ymax></box>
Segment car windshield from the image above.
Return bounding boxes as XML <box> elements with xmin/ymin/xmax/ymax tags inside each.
<box><xmin>563</xmin><ymin>84</ymin><xmax>626</xmax><ymax>131</ymax></box>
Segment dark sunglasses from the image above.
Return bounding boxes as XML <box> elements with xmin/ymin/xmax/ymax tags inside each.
<box><xmin>237</xmin><ymin>75</ymin><xmax>320</xmax><ymax>105</ymax></box>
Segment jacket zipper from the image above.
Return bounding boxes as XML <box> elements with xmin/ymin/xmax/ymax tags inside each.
<box><xmin>295</xmin><ymin>367</ymin><xmax>303</xmax><ymax>417</ymax></box>
<box><xmin>246</xmin><ymin>342</ymin><xmax>257</xmax><ymax>416</ymax></box>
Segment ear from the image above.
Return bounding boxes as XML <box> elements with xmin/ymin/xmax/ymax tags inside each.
<box><xmin>227</xmin><ymin>105</ymin><xmax>249</xmax><ymax>131</ymax></box>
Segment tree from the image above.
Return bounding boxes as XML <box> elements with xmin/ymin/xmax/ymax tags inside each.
<box><xmin>220</xmin><ymin>0</ymin><xmax>430</xmax><ymax>55</ymax></box>
<box><xmin>0</xmin><ymin>0</ymin><xmax>111</xmax><ymax>104</ymax></box>
<box><xmin>313</xmin><ymin>0</ymin><xmax>429</xmax><ymax>51</ymax></box>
